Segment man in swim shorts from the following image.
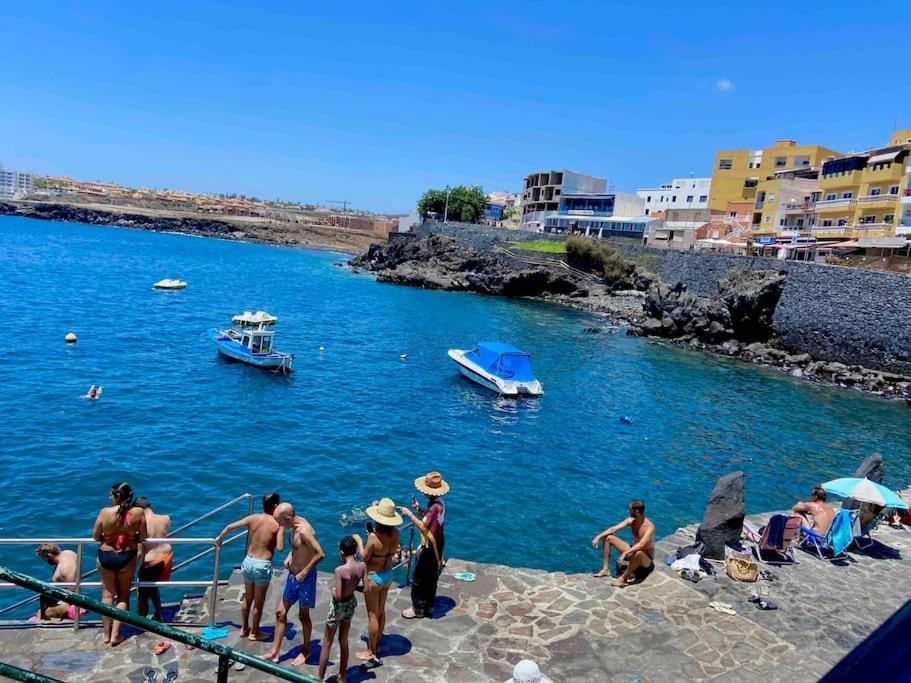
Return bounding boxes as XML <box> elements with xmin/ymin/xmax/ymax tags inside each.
<box><xmin>266</xmin><ymin>502</ymin><xmax>325</xmax><ymax>665</ymax></box>
<box><xmin>215</xmin><ymin>492</ymin><xmax>283</xmax><ymax>641</ymax></box>
<box><xmin>135</xmin><ymin>497</ymin><xmax>172</xmax><ymax>621</ymax></box>
<box><xmin>35</xmin><ymin>544</ymin><xmax>80</xmax><ymax>620</ymax></box>
<box><xmin>591</xmin><ymin>499</ymin><xmax>655</xmax><ymax>587</ymax></box>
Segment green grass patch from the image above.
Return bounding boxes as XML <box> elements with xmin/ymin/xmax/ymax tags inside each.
<box><xmin>509</xmin><ymin>240</ymin><xmax>567</xmax><ymax>254</ymax></box>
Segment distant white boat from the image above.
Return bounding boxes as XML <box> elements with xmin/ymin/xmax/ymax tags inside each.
<box><xmin>448</xmin><ymin>342</ymin><xmax>543</xmax><ymax>396</ymax></box>
<box><xmin>154</xmin><ymin>279</ymin><xmax>187</xmax><ymax>290</ymax></box>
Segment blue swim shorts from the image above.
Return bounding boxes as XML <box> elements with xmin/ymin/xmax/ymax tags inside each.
<box><xmin>282</xmin><ymin>569</ymin><xmax>317</xmax><ymax>609</ymax></box>
<box><xmin>241</xmin><ymin>556</ymin><xmax>273</xmax><ymax>586</ymax></box>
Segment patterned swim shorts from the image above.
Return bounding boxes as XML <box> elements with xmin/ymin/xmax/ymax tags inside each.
<box><xmin>326</xmin><ymin>596</ymin><xmax>356</xmax><ymax>628</ymax></box>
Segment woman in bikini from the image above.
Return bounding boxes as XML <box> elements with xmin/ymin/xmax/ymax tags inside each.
<box><xmin>352</xmin><ymin>498</ymin><xmax>401</xmax><ymax>665</ymax></box>
<box><xmin>92</xmin><ymin>482</ymin><xmax>147</xmax><ymax>645</ymax></box>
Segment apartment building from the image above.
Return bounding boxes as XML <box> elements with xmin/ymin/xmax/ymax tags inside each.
<box><xmin>0</xmin><ymin>163</ymin><xmax>34</xmax><ymax>199</ymax></box>
<box><xmin>520</xmin><ymin>169</ymin><xmax>606</xmax><ymax>229</ymax></box>
<box><xmin>815</xmin><ymin>129</ymin><xmax>911</xmax><ymax>240</ymax></box>
<box><xmin>636</xmin><ymin>177</ymin><xmax>711</xmax><ymax>216</ymax></box>
<box><xmin>543</xmin><ymin>191</ymin><xmax>650</xmax><ymax>238</ymax></box>
<box><xmin>751</xmin><ymin>167</ymin><xmax>821</xmax><ymax>237</ymax></box>
<box><xmin>708</xmin><ymin>140</ymin><xmax>840</xmax><ymax>213</ymax></box>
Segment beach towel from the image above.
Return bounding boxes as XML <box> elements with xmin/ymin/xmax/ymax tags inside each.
<box><xmin>766</xmin><ymin>514</ymin><xmax>787</xmax><ymax>548</ymax></box>
<box><xmin>830</xmin><ymin>509</ymin><xmax>854</xmax><ymax>556</ymax></box>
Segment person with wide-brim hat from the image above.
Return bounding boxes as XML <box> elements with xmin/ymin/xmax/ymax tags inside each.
<box><xmin>352</xmin><ymin>497</ymin><xmax>402</xmax><ymax>665</ymax></box>
<box><xmin>399</xmin><ymin>471</ymin><xmax>449</xmax><ymax>619</ymax></box>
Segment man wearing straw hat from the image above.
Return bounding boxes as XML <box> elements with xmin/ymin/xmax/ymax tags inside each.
<box><xmin>400</xmin><ymin>471</ymin><xmax>449</xmax><ymax>619</ymax></box>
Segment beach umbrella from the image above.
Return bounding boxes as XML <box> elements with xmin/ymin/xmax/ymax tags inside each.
<box><xmin>821</xmin><ymin>477</ymin><xmax>908</xmax><ymax>509</ymax></box>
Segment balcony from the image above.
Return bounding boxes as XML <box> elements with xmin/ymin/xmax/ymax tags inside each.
<box><xmin>783</xmin><ymin>201</ymin><xmax>816</xmax><ymax>214</ymax></box>
<box><xmin>815</xmin><ymin>198</ymin><xmax>856</xmax><ymax>209</ymax></box>
<box><xmin>813</xmin><ymin>223</ymin><xmax>897</xmax><ymax>238</ymax></box>
<box><xmin>857</xmin><ymin>194</ymin><xmax>899</xmax><ymax>205</ymax></box>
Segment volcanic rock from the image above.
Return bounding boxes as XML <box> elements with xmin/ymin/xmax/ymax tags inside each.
<box><xmin>696</xmin><ymin>472</ymin><xmax>746</xmax><ymax>560</ymax></box>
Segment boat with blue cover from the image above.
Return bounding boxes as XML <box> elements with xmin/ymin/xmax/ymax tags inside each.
<box><xmin>447</xmin><ymin>342</ymin><xmax>543</xmax><ymax>396</ymax></box>
<box><xmin>209</xmin><ymin>311</ymin><xmax>293</xmax><ymax>373</ymax></box>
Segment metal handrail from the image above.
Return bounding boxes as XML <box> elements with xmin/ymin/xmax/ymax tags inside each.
<box><xmin>0</xmin><ymin>494</ymin><xmax>255</xmax><ymax>629</ymax></box>
<box><xmin>0</xmin><ymin>565</ymin><xmax>319</xmax><ymax>683</ymax></box>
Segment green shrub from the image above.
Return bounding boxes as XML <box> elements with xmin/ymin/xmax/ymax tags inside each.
<box><xmin>565</xmin><ymin>236</ymin><xmax>635</xmax><ymax>285</ymax></box>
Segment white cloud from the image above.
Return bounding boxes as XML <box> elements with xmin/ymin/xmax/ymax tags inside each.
<box><xmin>716</xmin><ymin>79</ymin><xmax>734</xmax><ymax>92</ymax></box>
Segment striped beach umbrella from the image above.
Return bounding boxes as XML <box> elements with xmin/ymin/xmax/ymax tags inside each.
<box><xmin>822</xmin><ymin>477</ymin><xmax>908</xmax><ymax>509</ymax></box>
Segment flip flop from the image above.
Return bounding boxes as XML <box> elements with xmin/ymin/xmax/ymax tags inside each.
<box><xmin>453</xmin><ymin>572</ymin><xmax>476</xmax><ymax>582</ymax></box>
<box><xmin>757</xmin><ymin>599</ymin><xmax>778</xmax><ymax>611</ymax></box>
<box><xmin>401</xmin><ymin>609</ymin><xmax>421</xmax><ymax>619</ymax></box>
<box><xmin>708</xmin><ymin>601</ymin><xmax>736</xmax><ymax>616</ymax></box>
<box><xmin>153</xmin><ymin>641</ymin><xmax>171</xmax><ymax>656</ymax></box>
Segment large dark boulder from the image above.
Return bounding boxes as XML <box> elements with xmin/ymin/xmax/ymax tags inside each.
<box><xmin>695</xmin><ymin>472</ymin><xmax>746</xmax><ymax>560</ymax></box>
<box><xmin>718</xmin><ymin>269</ymin><xmax>786</xmax><ymax>342</ymax></box>
<box><xmin>843</xmin><ymin>454</ymin><xmax>886</xmax><ymax>510</ymax></box>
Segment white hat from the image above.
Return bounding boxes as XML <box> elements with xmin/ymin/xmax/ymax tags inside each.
<box><xmin>506</xmin><ymin>659</ymin><xmax>553</xmax><ymax>683</ymax></box>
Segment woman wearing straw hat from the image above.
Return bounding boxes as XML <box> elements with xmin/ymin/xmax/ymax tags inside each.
<box><xmin>352</xmin><ymin>498</ymin><xmax>402</xmax><ymax>665</ymax></box>
<box><xmin>399</xmin><ymin>471</ymin><xmax>449</xmax><ymax>619</ymax></box>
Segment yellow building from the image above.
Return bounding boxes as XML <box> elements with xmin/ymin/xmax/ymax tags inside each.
<box><xmin>709</xmin><ymin>140</ymin><xmax>840</xmax><ymax>213</ymax></box>
<box><xmin>815</xmin><ymin>129</ymin><xmax>911</xmax><ymax>240</ymax></box>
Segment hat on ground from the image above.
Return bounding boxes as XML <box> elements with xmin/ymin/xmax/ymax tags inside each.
<box><xmin>506</xmin><ymin>659</ymin><xmax>553</xmax><ymax>683</ymax></box>
<box><xmin>366</xmin><ymin>498</ymin><xmax>403</xmax><ymax>527</ymax></box>
<box><xmin>414</xmin><ymin>471</ymin><xmax>450</xmax><ymax>497</ymax></box>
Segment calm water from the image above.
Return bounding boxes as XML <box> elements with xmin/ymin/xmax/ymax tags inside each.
<box><xmin>2</xmin><ymin>215</ymin><xmax>910</xmax><ymax>587</ymax></box>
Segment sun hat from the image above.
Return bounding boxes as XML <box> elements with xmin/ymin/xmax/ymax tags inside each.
<box><xmin>366</xmin><ymin>498</ymin><xmax>403</xmax><ymax>526</ymax></box>
<box><xmin>414</xmin><ymin>471</ymin><xmax>450</xmax><ymax>497</ymax></box>
<box><xmin>506</xmin><ymin>659</ymin><xmax>553</xmax><ymax>683</ymax></box>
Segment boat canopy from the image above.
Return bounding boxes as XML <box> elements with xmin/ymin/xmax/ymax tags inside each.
<box><xmin>473</xmin><ymin>342</ymin><xmax>536</xmax><ymax>382</ymax></box>
<box><xmin>232</xmin><ymin>311</ymin><xmax>278</xmax><ymax>327</ymax></box>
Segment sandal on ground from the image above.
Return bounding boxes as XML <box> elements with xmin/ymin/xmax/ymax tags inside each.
<box><xmin>708</xmin><ymin>601</ymin><xmax>736</xmax><ymax>616</ymax></box>
<box><xmin>756</xmin><ymin>599</ymin><xmax>778</xmax><ymax>611</ymax></box>
<box><xmin>153</xmin><ymin>641</ymin><xmax>171</xmax><ymax>656</ymax></box>
<box><xmin>401</xmin><ymin>608</ymin><xmax>422</xmax><ymax>619</ymax></box>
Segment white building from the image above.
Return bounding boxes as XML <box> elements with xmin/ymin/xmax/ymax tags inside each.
<box><xmin>636</xmin><ymin>177</ymin><xmax>711</xmax><ymax>216</ymax></box>
<box><xmin>0</xmin><ymin>163</ymin><xmax>34</xmax><ymax>199</ymax></box>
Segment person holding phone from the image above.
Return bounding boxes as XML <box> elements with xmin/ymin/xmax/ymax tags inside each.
<box><xmin>399</xmin><ymin>471</ymin><xmax>449</xmax><ymax>619</ymax></box>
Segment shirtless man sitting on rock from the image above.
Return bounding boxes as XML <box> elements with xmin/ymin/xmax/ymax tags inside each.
<box><xmin>793</xmin><ymin>486</ymin><xmax>835</xmax><ymax>534</ymax></box>
<box><xmin>591</xmin><ymin>499</ymin><xmax>655</xmax><ymax>587</ymax></box>
<box><xmin>266</xmin><ymin>502</ymin><xmax>325</xmax><ymax>665</ymax></box>
<box><xmin>215</xmin><ymin>492</ymin><xmax>284</xmax><ymax>641</ymax></box>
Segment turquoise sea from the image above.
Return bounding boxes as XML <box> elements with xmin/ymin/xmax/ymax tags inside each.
<box><xmin>2</xmin><ymin>215</ymin><xmax>910</xmax><ymax>590</ymax></box>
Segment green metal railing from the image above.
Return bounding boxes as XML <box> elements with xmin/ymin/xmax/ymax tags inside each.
<box><xmin>0</xmin><ymin>664</ymin><xmax>61</xmax><ymax>683</ymax></box>
<box><xmin>0</xmin><ymin>566</ymin><xmax>319</xmax><ymax>683</ymax></box>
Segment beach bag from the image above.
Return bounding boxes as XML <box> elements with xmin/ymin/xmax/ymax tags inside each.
<box><xmin>726</xmin><ymin>555</ymin><xmax>759</xmax><ymax>582</ymax></box>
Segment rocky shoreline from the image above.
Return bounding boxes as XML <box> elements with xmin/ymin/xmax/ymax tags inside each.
<box><xmin>0</xmin><ymin>200</ymin><xmax>369</xmax><ymax>252</ymax></box>
<box><xmin>353</xmin><ymin>233</ymin><xmax>911</xmax><ymax>404</ymax></box>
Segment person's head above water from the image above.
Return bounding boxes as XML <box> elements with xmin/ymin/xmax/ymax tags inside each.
<box><xmin>811</xmin><ymin>486</ymin><xmax>827</xmax><ymax>502</ymax></box>
<box><xmin>629</xmin><ymin>499</ymin><xmax>645</xmax><ymax>518</ymax></box>
<box><xmin>262</xmin><ymin>492</ymin><xmax>280</xmax><ymax>514</ymax></box>
<box><xmin>273</xmin><ymin>502</ymin><xmax>295</xmax><ymax>527</ymax></box>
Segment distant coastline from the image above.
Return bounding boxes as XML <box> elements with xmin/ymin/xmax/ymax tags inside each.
<box><xmin>0</xmin><ymin>199</ymin><xmax>373</xmax><ymax>254</ymax></box>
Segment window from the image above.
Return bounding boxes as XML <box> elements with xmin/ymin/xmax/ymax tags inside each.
<box><xmin>822</xmin><ymin>219</ymin><xmax>833</xmax><ymax>227</ymax></box>
<box><xmin>870</xmin><ymin>188</ymin><xmax>881</xmax><ymax>196</ymax></box>
<box><xmin>837</xmin><ymin>219</ymin><xmax>848</xmax><ymax>226</ymax></box>
<box><xmin>699</xmin><ymin>195</ymin><xmax>708</xmax><ymax>202</ymax></box>
<box><xmin>775</xmin><ymin>156</ymin><xmax>787</xmax><ymax>167</ymax></box>
<box><xmin>885</xmin><ymin>214</ymin><xmax>895</xmax><ymax>223</ymax></box>
<box><xmin>794</xmin><ymin>156</ymin><xmax>810</xmax><ymax>167</ymax></box>
<box><xmin>779</xmin><ymin>219</ymin><xmax>786</xmax><ymax>226</ymax></box>
<box><xmin>646</xmin><ymin>196</ymin><xmax>651</xmax><ymax>202</ymax></box>
<box><xmin>890</xmin><ymin>186</ymin><xmax>899</xmax><ymax>195</ymax></box>
<box><xmin>645</xmin><ymin>209</ymin><xmax>649</xmax><ymax>215</ymax></box>
<box><xmin>686</xmin><ymin>195</ymin><xmax>694</xmax><ymax>203</ymax></box>
<box><xmin>768</xmin><ymin>192</ymin><xmax>775</xmax><ymax>202</ymax></box>
<box><xmin>672</xmin><ymin>195</ymin><xmax>677</xmax><ymax>202</ymax></box>
<box><xmin>826</xmin><ymin>193</ymin><xmax>836</xmax><ymax>201</ymax></box>
<box><xmin>764</xmin><ymin>215</ymin><xmax>771</xmax><ymax>223</ymax></box>
<box><xmin>862</xmin><ymin>216</ymin><xmax>875</xmax><ymax>224</ymax></box>
<box><xmin>719</xmin><ymin>159</ymin><xmax>733</xmax><ymax>170</ymax></box>
<box><xmin>841</xmin><ymin>191</ymin><xmax>853</xmax><ymax>199</ymax></box>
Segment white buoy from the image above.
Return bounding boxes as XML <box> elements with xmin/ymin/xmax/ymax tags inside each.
<box><xmin>65</xmin><ymin>332</ymin><xmax>77</xmax><ymax>344</ymax></box>
<box><xmin>319</xmin><ymin>346</ymin><xmax>325</xmax><ymax>352</ymax></box>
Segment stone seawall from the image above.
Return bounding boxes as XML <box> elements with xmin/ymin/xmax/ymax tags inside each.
<box><xmin>415</xmin><ymin>221</ymin><xmax>911</xmax><ymax>374</ymax></box>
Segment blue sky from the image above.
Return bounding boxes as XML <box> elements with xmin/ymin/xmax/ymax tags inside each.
<box><xmin>1</xmin><ymin>1</ymin><xmax>909</xmax><ymax>214</ymax></box>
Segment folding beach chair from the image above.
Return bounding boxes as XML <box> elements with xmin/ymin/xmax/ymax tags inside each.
<box><xmin>747</xmin><ymin>514</ymin><xmax>801</xmax><ymax>565</ymax></box>
<box><xmin>851</xmin><ymin>505</ymin><xmax>885</xmax><ymax>550</ymax></box>
<box><xmin>799</xmin><ymin>508</ymin><xmax>853</xmax><ymax>561</ymax></box>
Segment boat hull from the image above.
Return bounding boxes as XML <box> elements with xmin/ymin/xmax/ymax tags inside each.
<box><xmin>210</xmin><ymin>331</ymin><xmax>293</xmax><ymax>372</ymax></box>
<box><xmin>447</xmin><ymin>349</ymin><xmax>542</xmax><ymax>396</ymax></box>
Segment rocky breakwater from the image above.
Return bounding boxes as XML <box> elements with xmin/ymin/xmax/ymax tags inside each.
<box><xmin>630</xmin><ymin>268</ymin><xmax>911</xmax><ymax>402</ymax></box>
<box><xmin>351</xmin><ymin>234</ymin><xmax>593</xmax><ymax>297</ymax></box>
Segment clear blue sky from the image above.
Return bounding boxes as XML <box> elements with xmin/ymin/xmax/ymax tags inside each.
<box><xmin>1</xmin><ymin>1</ymin><xmax>909</xmax><ymax>214</ymax></box>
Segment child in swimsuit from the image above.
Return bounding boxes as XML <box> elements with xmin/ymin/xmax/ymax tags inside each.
<box><xmin>317</xmin><ymin>536</ymin><xmax>365</xmax><ymax>683</ymax></box>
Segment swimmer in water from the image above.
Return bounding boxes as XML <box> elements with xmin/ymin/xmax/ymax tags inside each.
<box><xmin>82</xmin><ymin>385</ymin><xmax>103</xmax><ymax>400</ymax></box>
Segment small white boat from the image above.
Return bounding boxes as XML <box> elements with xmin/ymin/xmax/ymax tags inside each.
<box><xmin>209</xmin><ymin>310</ymin><xmax>294</xmax><ymax>373</ymax></box>
<box><xmin>448</xmin><ymin>342</ymin><xmax>543</xmax><ymax>396</ymax></box>
<box><xmin>154</xmin><ymin>279</ymin><xmax>187</xmax><ymax>290</ymax></box>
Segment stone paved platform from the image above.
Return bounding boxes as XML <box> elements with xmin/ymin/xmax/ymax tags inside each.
<box><xmin>2</xmin><ymin>519</ymin><xmax>910</xmax><ymax>682</ymax></box>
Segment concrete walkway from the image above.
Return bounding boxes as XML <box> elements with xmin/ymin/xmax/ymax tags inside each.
<box><xmin>2</xmin><ymin>519</ymin><xmax>910</xmax><ymax>681</ymax></box>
